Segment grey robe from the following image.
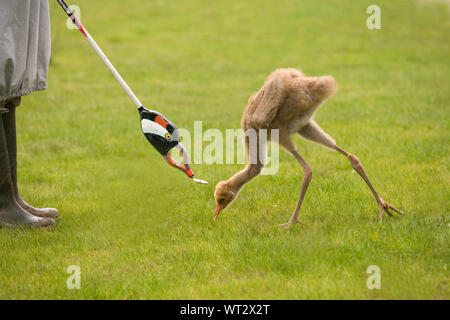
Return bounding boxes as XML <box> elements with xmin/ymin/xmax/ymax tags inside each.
<box><xmin>0</xmin><ymin>0</ymin><xmax>51</xmax><ymax>102</ymax></box>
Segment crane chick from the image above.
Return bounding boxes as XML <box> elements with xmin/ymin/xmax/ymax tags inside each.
<box><xmin>214</xmin><ymin>68</ymin><xmax>404</xmax><ymax>227</ymax></box>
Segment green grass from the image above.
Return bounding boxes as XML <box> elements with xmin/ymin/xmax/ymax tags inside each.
<box><xmin>0</xmin><ymin>0</ymin><xmax>449</xmax><ymax>299</ymax></box>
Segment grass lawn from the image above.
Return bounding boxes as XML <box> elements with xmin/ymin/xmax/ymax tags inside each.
<box><xmin>0</xmin><ymin>0</ymin><xmax>448</xmax><ymax>299</ymax></box>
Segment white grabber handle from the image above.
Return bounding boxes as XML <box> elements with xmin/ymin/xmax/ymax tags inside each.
<box><xmin>57</xmin><ymin>0</ymin><xmax>143</xmax><ymax>110</ymax></box>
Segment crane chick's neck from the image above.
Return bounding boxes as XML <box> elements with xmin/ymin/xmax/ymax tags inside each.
<box><xmin>228</xmin><ymin>164</ymin><xmax>262</xmax><ymax>190</ymax></box>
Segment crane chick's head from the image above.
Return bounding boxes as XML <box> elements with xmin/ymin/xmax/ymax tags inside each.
<box><xmin>214</xmin><ymin>180</ymin><xmax>237</xmax><ymax>220</ymax></box>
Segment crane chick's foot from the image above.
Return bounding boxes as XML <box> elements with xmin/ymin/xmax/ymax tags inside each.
<box><xmin>278</xmin><ymin>219</ymin><xmax>302</xmax><ymax>228</ymax></box>
<box><xmin>378</xmin><ymin>198</ymin><xmax>404</xmax><ymax>222</ymax></box>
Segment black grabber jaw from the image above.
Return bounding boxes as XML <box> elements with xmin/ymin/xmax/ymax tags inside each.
<box><xmin>138</xmin><ymin>107</ymin><xmax>208</xmax><ymax>184</ymax></box>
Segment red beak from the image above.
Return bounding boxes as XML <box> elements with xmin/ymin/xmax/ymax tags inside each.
<box><xmin>214</xmin><ymin>205</ymin><xmax>224</xmax><ymax>221</ymax></box>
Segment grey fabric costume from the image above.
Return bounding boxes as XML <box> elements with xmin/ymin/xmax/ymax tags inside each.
<box><xmin>0</xmin><ymin>0</ymin><xmax>51</xmax><ymax>102</ymax></box>
<box><xmin>0</xmin><ymin>1</ymin><xmax>57</xmax><ymax>227</ymax></box>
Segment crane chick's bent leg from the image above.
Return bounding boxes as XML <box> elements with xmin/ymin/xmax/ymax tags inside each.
<box><xmin>334</xmin><ymin>146</ymin><xmax>404</xmax><ymax>222</ymax></box>
<box><xmin>299</xmin><ymin>121</ymin><xmax>404</xmax><ymax>222</ymax></box>
<box><xmin>278</xmin><ymin>128</ymin><xmax>312</xmax><ymax>228</ymax></box>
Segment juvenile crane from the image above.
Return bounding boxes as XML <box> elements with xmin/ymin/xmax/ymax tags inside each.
<box><xmin>214</xmin><ymin>68</ymin><xmax>405</xmax><ymax>227</ymax></box>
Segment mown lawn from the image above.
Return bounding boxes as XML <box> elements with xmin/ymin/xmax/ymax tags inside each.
<box><xmin>0</xmin><ymin>0</ymin><xmax>448</xmax><ymax>299</ymax></box>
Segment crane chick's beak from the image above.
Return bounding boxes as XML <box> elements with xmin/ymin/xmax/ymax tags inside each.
<box><xmin>214</xmin><ymin>205</ymin><xmax>224</xmax><ymax>221</ymax></box>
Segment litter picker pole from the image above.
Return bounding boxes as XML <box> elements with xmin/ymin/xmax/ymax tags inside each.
<box><xmin>57</xmin><ymin>0</ymin><xmax>143</xmax><ymax>109</ymax></box>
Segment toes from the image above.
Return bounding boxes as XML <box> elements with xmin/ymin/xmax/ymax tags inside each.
<box><xmin>378</xmin><ymin>198</ymin><xmax>405</xmax><ymax>218</ymax></box>
<box><xmin>387</xmin><ymin>203</ymin><xmax>405</xmax><ymax>215</ymax></box>
<box><xmin>385</xmin><ymin>207</ymin><xmax>394</xmax><ymax>216</ymax></box>
<box><xmin>278</xmin><ymin>220</ymin><xmax>301</xmax><ymax>228</ymax></box>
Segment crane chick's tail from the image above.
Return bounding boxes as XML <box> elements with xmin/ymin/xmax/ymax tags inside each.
<box><xmin>308</xmin><ymin>76</ymin><xmax>338</xmax><ymax>102</ymax></box>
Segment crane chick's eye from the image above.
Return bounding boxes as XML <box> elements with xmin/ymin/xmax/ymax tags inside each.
<box><xmin>165</xmin><ymin>133</ymin><xmax>172</xmax><ymax>140</ymax></box>
<box><xmin>218</xmin><ymin>198</ymin><xmax>225</xmax><ymax>204</ymax></box>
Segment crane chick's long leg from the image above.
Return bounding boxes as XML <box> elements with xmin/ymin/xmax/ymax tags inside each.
<box><xmin>278</xmin><ymin>128</ymin><xmax>312</xmax><ymax>228</ymax></box>
<box><xmin>334</xmin><ymin>145</ymin><xmax>404</xmax><ymax>222</ymax></box>
<box><xmin>298</xmin><ymin>120</ymin><xmax>404</xmax><ymax>222</ymax></box>
<box><xmin>278</xmin><ymin>150</ymin><xmax>312</xmax><ymax>228</ymax></box>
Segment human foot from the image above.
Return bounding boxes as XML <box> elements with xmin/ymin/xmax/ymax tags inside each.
<box><xmin>0</xmin><ymin>200</ymin><xmax>55</xmax><ymax>228</ymax></box>
<box><xmin>16</xmin><ymin>195</ymin><xmax>60</xmax><ymax>219</ymax></box>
